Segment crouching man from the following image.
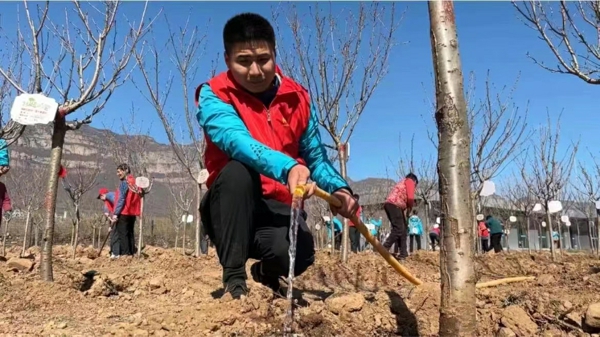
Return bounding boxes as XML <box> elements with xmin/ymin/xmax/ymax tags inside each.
<box><xmin>196</xmin><ymin>13</ymin><xmax>359</xmax><ymax>299</ymax></box>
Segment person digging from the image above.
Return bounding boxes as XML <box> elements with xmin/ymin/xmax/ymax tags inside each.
<box><xmin>97</xmin><ymin>188</ymin><xmax>116</xmax><ymax>256</ymax></box>
<box><xmin>196</xmin><ymin>13</ymin><xmax>358</xmax><ymax>300</ymax></box>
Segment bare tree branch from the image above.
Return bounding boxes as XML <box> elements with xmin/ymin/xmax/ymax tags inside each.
<box><xmin>132</xmin><ymin>13</ymin><xmax>210</xmax><ymax>185</ymax></box>
<box><xmin>513</xmin><ymin>0</ymin><xmax>600</xmax><ymax>84</ymax></box>
<box><xmin>59</xmin><ymin>159</ymin><xmax>99</xmax><ymax>258</ymax></box>
<box><xmin>273</xmin><ymin>2</ymin><xmax>400</xmax><ymax>262</ymax></box>
<box><xmin>273</xmin><ymin>3</ymin><xmax>401</xmax><ymax>146</ymax></box>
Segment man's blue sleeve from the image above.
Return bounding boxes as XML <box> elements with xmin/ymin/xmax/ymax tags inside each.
<box><xmin>113</xmin><ymin>181</ymin><xmax>128</xmax><ymax>216</ymax></box>
<box><xmin>197</xmin><ymin>85</ymin><xmax>298</xmax><ymax>184</ymax></box>
<box><xmin>299</xmin><ymin>102</ymin><xmax>349</xmax><ymax>194</ymax></box>
<box><xmin>106</xmin><ymin>192</ymin><xmax>115</xmax><ymax>204</ymax></box>
<box><xmin>0</xmin><ymin>139</ymin><xmax>9</xmax><ymax>166</ymax></box>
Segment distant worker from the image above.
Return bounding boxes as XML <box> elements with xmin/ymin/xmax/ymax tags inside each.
<box><xmin>98</xmin><ymin>188</ymin><xmax>116</xmax><ymax>256</ymax></box>
<box><xmin>369</xmin><ymin>216</ymin><xmax>383</xmax><ymax>237</ymax></box>
<box><xmin>0</xmin><ymin>139</ymin><xmax>10</xmax><ymax>176</ymax></box>
<box><xmin>478</xmin><ymin>220</ymin><xmax>490</xmax><ymax>252</ymax></box>
<box><xmin>429</xmin><ymin>224</ymin><xmax>440</xmax><ymax>251</ymax></box>
<box><xmin>349</xmin><ymin>194</ymin><xmax>363</xmax><ymax>253</ymax></box>
<box><xmin>485</xmin><ymin>215</ymin><xmax>504</xmax><ymax>253</ymax></box>
<box><xmin>382</xmin><ymin>173</ymin><xmax>418</xmax><ymax>260</ymax></box>
<box><xmin>325</xmin><ymin>216</ymin><xmax>343</xmax><ymax>250</ymax></box>
<box><xmin>364</xmin><ymin>216</ymin><xmax>382</xmax><ymax>250</ymax></box>
<box><xmin>552</xmin><ymin>230</ymin><xmax>560</xmax><ymax>249</ymax></box>
<box><xmin>110</xmin><ymin>164</ymin><xmax>142</xmax><ymax>258</ymax></box>
<box><xmin>407</xmin><ymin>209</ymin><xmax>424</xmax><ymax>253</ymax></box>
<box><xmin>0</xmin><ymin>139</ymin><xmax>12</xmax><ymax>230</ymax></box>
<box><xmin>98</xmin><ymin>188</ymin><xmax>116</xmax><ymax>218</ymax></box>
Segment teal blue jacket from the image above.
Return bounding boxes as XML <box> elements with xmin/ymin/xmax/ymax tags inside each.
<box><xmin>325</xmin><ymin>218</ymin><xmax>343</xmax><ymax>238</ymax></box>
<box><xmin>408</xmin><ymin>215</ymin><xmax>424</xmax><ymax>236</ymax></box>
<box><xmin>367</xmin><ymin>218</ymin><xmax>382</xmax><ymax>236</ymax></box>
<box><xmin>0</xmin><ymin>139</ymin><xmax>9</xmax><ymax>166</ymax></box>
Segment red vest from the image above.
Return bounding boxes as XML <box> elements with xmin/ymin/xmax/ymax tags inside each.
<box><xmin>115</xmin><ymin>175</ymin><xmax>142</xmax><ymax>216</ymax></box>
<box><xmin>103</xmin><ymin>199</ymin><xmax>114</xmax><ymax>214</ymax></box>
<box><xmin>197</xmin><ymin>70</ymin><xmax>311</xmax><ymax>204</ymax></box>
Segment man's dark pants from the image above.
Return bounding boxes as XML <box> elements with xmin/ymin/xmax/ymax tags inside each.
<box><xmin>111</xmin><ymin>215</ymin><xmax>136</xmax><ymax>256</ymax></box>
<box><xmin>429</xmin><ymin>233</ymin><xmax>439</xmax><ymax>251</ymax></box>
<box><xmin>489</xmin><ymin>233</ymin><xmax>503</xmax><ymax>253</ymax></box>
<box><xmin>349</xmin><ymin>226</ymin><xmax>361</xmax><ymax>253</ymax></box>
<box><xmin>481</xmin><ymin>237</ymin><xmax>489</xmax><ymax>252</ymax></box>
<box><xmin>382</xmin><ymin>202</ymin><xmax>408</xmax><ymax>258</ymax></box>
<box><xmin>200</xmin><ymin>161</ymin><xmax>315</xmax><ymax>285</ymax></box>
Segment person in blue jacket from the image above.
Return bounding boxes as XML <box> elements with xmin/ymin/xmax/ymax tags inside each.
<box><xmin>363</xmin><ymin>217</ymin><xmax>382</xmax><ymax>250</ymax></box>
<box><xmin>369</xmin><ymin>217</ymin><xmax>383</xmax><ymax>237</ymax></box>
<box><xmin>0</xmin><ymin>139</ymin><xmax>10</xmax><ymax>176</ymax></box>
<box><xmin>324</xmin><ymin>216</ymin><xmax>343</xmax><ymax>250</ymax></box>
<box><xmin>408</xmin><ymin>209</ymin><xmax>424</xmax><ymax>252</ymax></box>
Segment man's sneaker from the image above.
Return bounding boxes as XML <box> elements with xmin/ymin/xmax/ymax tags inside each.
<box><xmin>224</xmin><ymin>281</ymin><xmax>248</xmax><ymax>300</ymax></box>
<box><xmin>110</xmin><ymin>254</ymin><xmax>119</xmax><ymax>260</ymax></box>
<box><xmin>250</xmin><ymin>262</ymin><xmax>284</xmax><ymax>297</ymax></box>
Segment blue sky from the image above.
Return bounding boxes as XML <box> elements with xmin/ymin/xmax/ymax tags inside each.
<box><xmin>0</xmin><ymin>1</ymin><xmax>596</xmax><ymax>183</ymax></box>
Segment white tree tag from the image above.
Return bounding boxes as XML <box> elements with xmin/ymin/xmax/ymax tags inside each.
<box><xmin>10</xmin><ymin>93</ymin><xmax>58</xmax><ymax>125</ymax></box>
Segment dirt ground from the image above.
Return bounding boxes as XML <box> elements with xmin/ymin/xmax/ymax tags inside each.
<box><xmin>1</xmin><ymin>245</ymin><xmax>600</xmax><ymax>337</ymax></box>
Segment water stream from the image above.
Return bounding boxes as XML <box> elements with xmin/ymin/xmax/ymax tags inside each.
<box><xmin>283</xmin><ymin>194</ymin><xmax>303</xmax><ymax>335</ymax></box>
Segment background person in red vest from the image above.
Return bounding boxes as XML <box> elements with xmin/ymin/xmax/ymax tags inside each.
<box><xmin>196</xmin><ymin>13</ymin><xmax>358</xmax><ymax>299</ymax></box>
<box><xmin>98</xmin><ymin>188</ymin><xmax>115</xmax><ymax>217</ymax></box>
<box><xmin>478</xmin><ymin>220</ymin><xmax>490</xmax><ymax>251</ymax></box>
<box><xmin>110</xmin><ymin>164</ymin><xmax>142</xmax><ymax>258</ymax></box>
<box><xmin>382</xmin><ymin>173</ymin><xmax>418</xmax><ymax>260</ymax></box>
<box><xmin>98</xmin><ymin>188</ymin><xmax>116</xmax><ymax>255</ymax></box>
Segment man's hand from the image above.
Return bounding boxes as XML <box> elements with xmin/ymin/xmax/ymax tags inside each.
<box><xmin>330</xmin><ymin>189</ymin><xmax>359</xmax><ymax>220</ymax></box>
<box><xmin>287</xmin><ymin>164</ymin><xmax>315</xmax><ymax>198</ymax></box>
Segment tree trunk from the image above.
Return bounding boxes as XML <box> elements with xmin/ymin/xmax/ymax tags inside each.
<box><xmin>98</xmin><ymin>224</ymin><xmax>102</xmax><ymax>249</ymax></box>
<box><xmin>473</xmin><ymin>198</ymin><xmax>480</xmax><ymax>253</ymax></box>
<box><xmin>92</xmin><ymin>226</ymin><xmax>96</xmax><ymax>249</ymax></box>
<box><xmin>33</xmin><ymin>219</ymin><xmax>38</xmax><ymax>247</ymax></box>
<box><xmin>182</xmin><ymin>214</ymin><xmax>187</xmax><ymax>254</ymax></box>
<box><xmin>70</xmin><ymin>221</ymin><xmax>76</xmax><ymax>246</ymax></box>
<box><xmin>319</xmin><ymin>224</ymin><xmax>324</xmax><ymax>249</ymax></box>
<box><xmin>338</xmin><ymin>145</ymin><xmax>349</xmax><ymax>263</ymax></box>
<box><xmin>555</xmin><ymin>214</ymin><xmax>564</xmax><ymax>255</ymax></box>
<box><xmin>429</xmin><ymin>2</ymin><xmax>476</xmax><ymax>335</ymax></box>
<box><xmin>576</xmin><ymin>220</ymin><xmax>581</xmax><ymax>250</ymax></box>
<box><xmin>21</xmin><ymin>210</ymin><xmax>31</xmax><ymax>257</ymax></box>
<box><xmin>40</xmin><ymin>119</ymin><xmax>67</xmax><ymax>282</ymax></box>
<box><xmin>546</xmin><ymin>210</ymin><xmax>556</xmax><ymax>260</ymax></box>
<box><xmin>526</xmin><ymin>216</ymin><xmax>532</xmax><ymax>254</ymax></box>
<box><xmin>72</xmin><ymin>204</ymin><xmax>80</xmax><ymax>259</ymax></box>
<box><xmin>1</xmin><ymin>220</ymin><xmax>8</xmax><ymax>256</ymax></box>
<box><xmin>137</xmin><ymin>196</ymin><xmax>145</xmax><ymax>257</ymax></box>
<box><xmin>424</xmin><ymin>202</ymin><xmax>431</xmax><ymax>250</ymax></box>
<box><xmin>175</xmin><ymin>226</ymin><xmax>179</xmax><ymax>250</ymax></box>
<box><xmin>195</xmin><ymin>183</ymin><xmax>202</xmax><ymax>257</ymax></box>
<box><xmin>330</xmin><ymin>212</ymin><xmax>335</xmax><ymax>255</ymax></box>
<box><xmin>150</xmin><ymin>218</ymin><xmax>155</xmax><ymax>246</ymax></box>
